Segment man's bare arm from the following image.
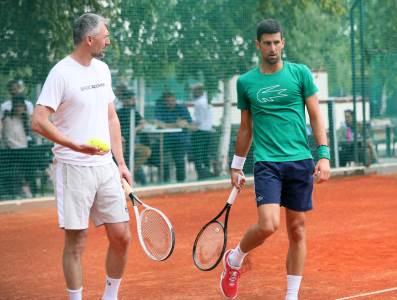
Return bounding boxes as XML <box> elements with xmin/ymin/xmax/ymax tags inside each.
<box><xmin>31</xmin><ymin>105</ymin><xmax>105</xmax><ymax>155</ymax></box>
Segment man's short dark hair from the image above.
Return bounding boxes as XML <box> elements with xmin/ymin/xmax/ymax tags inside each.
<box><xmin>256</xmin><ymin>19</ymin><xmax>283</xmax><ymax>41</ymax></box>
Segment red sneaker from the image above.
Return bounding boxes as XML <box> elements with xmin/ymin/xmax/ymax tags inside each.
<box><xmin>220</xmin><ymin>249</ymin><xmax>241</xmax><ymax>299</ymax></box>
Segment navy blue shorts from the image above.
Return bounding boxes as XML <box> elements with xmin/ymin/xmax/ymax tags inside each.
<box><xmin>254</xmin><ymin>159</ymin><xmax>315</xmax><ymax>212</ymax></box>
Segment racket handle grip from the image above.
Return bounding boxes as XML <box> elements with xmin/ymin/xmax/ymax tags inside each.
<box><xmin>237</xmin><ymin>174</ymin><xmax>244</xmax><ymax>183</ymax></box>
<box><xmin>227</xmin><ymin>174</ymin><xmax>244</xmax><ymax>205</ymax></box>
<box><xmin>121</xmin><ymin>178</ymin><xmax>133</xmax><ymax>195</ymax></box>
<box><xmin>227</xmin><ymin>187</ymin><xmax>238</xmax><ymax>205</ymax></box>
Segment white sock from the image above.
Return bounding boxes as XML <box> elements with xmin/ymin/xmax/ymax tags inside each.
<box><xmin>102</xmin><ymin>276</ymin><xmax>122</xmax><ymax>300</ymax></box>
<box><xmin>228</xmin><ymin>244</ymin><xmax>247</xmax><ymax>268</ymax></box>
<box><xmin>285</xmin><ymin>275</ymin><xmax>302</xmax><ymax>300</ymax></box>
<box><xmin>67</xmin><ymin>287</ymin><xmax>82</xmax><ymax>300</ymax></box>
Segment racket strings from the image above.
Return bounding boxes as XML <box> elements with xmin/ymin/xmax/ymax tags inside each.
<box><xmin>194</xmin><ymin>222</ymin><xmax>225</xmax><ymax>270</ymax></box>
<box><xmin>140</xmin><ymin>209</ymin><xmax>173</xmax><ymax>260</ymax></box>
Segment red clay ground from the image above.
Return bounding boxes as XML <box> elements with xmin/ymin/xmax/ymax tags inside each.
<box><xmin>1</xmin><ymin>174</ymin><xmax>397</xmax><ymax>300</ymax></box>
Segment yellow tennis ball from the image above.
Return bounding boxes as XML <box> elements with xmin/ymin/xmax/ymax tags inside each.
<box><xmin>87</xmin><ymin>138</ymin><xmax>110</xmax><ymax>152</ymax></box>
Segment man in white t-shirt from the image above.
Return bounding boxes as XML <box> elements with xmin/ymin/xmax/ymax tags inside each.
<box><xmin>191</xmin><ymin>83</ymin><xmax>214</xmax><ymax>179</ymax></box>
<box><xmin>31</xmin><ymin>13</ymin><xmax>131</xmax><ymax>300</ymax></box>
<box><xmin>0</xmin><ymin>79</ymin><xmax>34</xmax><ymax>118</ymax></box>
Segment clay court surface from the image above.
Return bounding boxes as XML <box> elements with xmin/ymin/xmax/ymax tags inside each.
<box><xmin>1</xmin><ymin>174</ymin><xmax>397</xmax><ymax>300</ymax></box>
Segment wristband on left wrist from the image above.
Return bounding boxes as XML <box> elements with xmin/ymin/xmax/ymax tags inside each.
<box><xmin>316</xmin><ymin>145</ymin><xmax>330</xmax><ymax>160</ymax></box>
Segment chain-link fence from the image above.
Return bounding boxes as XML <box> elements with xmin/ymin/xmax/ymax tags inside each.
<box><xmin>346</xmin><ymin>0</ymin><xmax>397</xmax><ymax>167</ymax></box>
<box><xmin>0</xmin><ymin>0</ymin><xmax>396</xmax><ymax>200</ymax></box>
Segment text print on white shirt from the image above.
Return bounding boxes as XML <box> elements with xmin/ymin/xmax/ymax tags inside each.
<box><xmin>80</xmin><ymin>83</ymin><xmax>105</xmax><ymax>91</ymax></box>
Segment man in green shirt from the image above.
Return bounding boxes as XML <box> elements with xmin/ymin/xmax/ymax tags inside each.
<box><xmin>220</xmin><ymin>19</ymin><xmax>331</xmax><ymax>300</ymax></box>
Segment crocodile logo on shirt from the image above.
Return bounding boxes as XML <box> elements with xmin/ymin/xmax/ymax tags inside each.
<box><xmin>256</xmin><ymin>85</ymin><xmax>287</xmax><ymax>103</ymax></box>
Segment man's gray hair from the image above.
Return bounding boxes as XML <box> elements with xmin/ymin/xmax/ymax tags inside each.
<box><xmin>73</xmin><ymin>13</ymin><xmax>108</xmax><ymax>45</ymax></box>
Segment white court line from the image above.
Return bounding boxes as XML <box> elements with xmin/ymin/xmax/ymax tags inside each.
<box><xmin>336</xmin><ymin>287</ymin><xmax>397</xmax><ymax>299</ymax></box>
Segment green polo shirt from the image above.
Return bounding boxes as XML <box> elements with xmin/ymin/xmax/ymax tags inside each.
<box><xmin>237</xmin><ymin>61</ymin><xmax>318</xmax><ymax>162</ymax></box>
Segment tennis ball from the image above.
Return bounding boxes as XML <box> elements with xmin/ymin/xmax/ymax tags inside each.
<box><xmin>87</xmin><ymin>138</ymin><xmax>110</xmax><ymax>152</ymax></box>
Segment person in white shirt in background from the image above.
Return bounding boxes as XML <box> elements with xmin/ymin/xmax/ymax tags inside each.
<box><xmin>0</xmin><ymin>79</ymin><xmax>34</xmax><ymax>141</ymax></box>
<box><xmin>1</xmin><ymin>95</ymin><xmax>30</xmax><ymax>149</ymax></box>
<box><xmin>1</xmin><ymin>95</ymin><xmax>33</xmax><ymax>197</ymax></box>
<box><xmin>191</xmin><ymin>83</ymin><xmax>215</xmax><ymax>179</ymax></box>
<box><xmin>31</xmin><ymin>13</ymin><xmax>131</xmax><ymax>300</ymax></box>
<box><xmin>1</xmin><ymin>79</ymin><xmax>34</xmax><ymax>117</ymax></box>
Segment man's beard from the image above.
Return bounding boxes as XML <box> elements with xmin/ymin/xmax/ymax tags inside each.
<box><xmin>265</xmin><ymin>54</ymin><xmax>280</xmax><ymax>65</ymax></box>
<box><xmin>92</xmin><ymin>50</ymin><xmax>105</xmax><ymax>59</ymax></box>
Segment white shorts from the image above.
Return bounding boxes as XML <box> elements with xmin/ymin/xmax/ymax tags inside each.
<box><xmin>53</xmin><ymin>161</ymin><xmax>130</xmax><ymax>229</ymax></box>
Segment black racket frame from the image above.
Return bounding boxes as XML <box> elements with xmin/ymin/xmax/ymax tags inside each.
<box><xmin>192</xmin><ymin>202</ymin><xmax>232</xmax><ymax>271</ymax></box>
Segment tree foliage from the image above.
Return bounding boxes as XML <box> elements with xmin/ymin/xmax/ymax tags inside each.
<box><xmin>1</xmin><ymin>0</ymin><xmax>350</xmax><ymax>97</ymax></box>
<box><xmin>363</xmin><ymin>0</ymin><xmax>397</xmax><ymax>116</ymax></box>
<box><xmin>0</xmin><ymin>1</ymin><xmax>116</xmax><ymax>83</ymax></box>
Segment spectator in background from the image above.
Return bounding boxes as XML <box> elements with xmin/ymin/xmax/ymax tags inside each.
<box><xmin>190</xmin><ymin>83</ymin><xmax>215</xmax><ymax>179</ymax></box>
<box><xmin>1</xmin><ymin>95</ymin><xmax>33</xmax><ymax>197</ymax></box>
<box><xmin>1</xmin><ymin>79</ymin><xmax>34</xmax><ymax>117</ymax></box>
<box><xmin>116</xmin><ymin>85</ymin><xmax>151</xmax><ymax>185</ymax></box>
<box><xmin>337</xmin><ymin>109</ymin><xmax>377</xmax><ymax>166</ymax></box>
<box><xmin>1</xmin><ymin>95</ymin><xmax>31</xmax><ymax>149</ymax></box>
<box><xmin>155</xmin><ymin>91</ymin><xmax>192</xmax><ymax>182</ymax></box>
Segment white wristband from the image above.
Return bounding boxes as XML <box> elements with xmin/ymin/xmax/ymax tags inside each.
<box><xmin>231</xmin><ymin>155</ymin><xmax>246</xmax><ymax>170</ymax></box>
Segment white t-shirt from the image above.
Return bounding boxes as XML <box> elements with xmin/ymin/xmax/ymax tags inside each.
<box><xmin>1</xmin><ymin>117</ymin><xmax>28</xmax><ymax>149</ymax></box>
<box><xmin>194</xmin><ymin>94</ymin><xmax>213</xmax><ymax>131</ymax></box>
<box><xmin>0</xmin><ymin>99</ymin><xmax>34</xmax><ymax>118</ymax></box>
<box><xmin>37</xmin><ymin>56</ymin><xmax>115</xmax><ymax>166</ymax></box>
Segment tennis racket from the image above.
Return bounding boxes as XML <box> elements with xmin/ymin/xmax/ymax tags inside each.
<box><xmin>192</xmin><ymin>178</ymin><xmax>242</xmax><ymax>271</ymax></box>
<box><xmin>122</xmin><ymin>178</ymin><xmax>175</xmax><ymax>261</ymax></box>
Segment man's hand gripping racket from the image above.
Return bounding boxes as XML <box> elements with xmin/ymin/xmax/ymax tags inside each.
<box><xmin>122</xmin><ymin>179</ymin><xmax>175</xmax><ymax>261</ymax></box>
<box><xmin>192</xmin><ymin>175</ymin><xmax>244</xmax><ymax>271</ymax></box>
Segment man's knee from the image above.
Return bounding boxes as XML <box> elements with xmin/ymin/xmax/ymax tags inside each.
<box><xmin>107</xmin><ymin>224</ymin><xmax>131</xmax><ymax>250</ymax></box>
<box><xmin>256</xmin><ymin>220</ymin><xmax>279</xmax><ymax>242</ymax></box>
<box><xmin>64</xmin><ymin>230</ymin><xmax>88</xmax><ymax>257</ymax></box>
<box><xmin>256</xmin><ymin>204</ymin><xmax>280</xmax><ymax>239</ymax></box>
<box><xmin>288</xmin><ymin>222</ymin><xmax>306</xmax><ymax>244</ymax></box>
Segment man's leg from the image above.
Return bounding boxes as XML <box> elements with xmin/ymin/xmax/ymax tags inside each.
<box><xmin>134</xmin><ymin>144</ymin><xmax>152</xmax><ymax>172</ymax></box>
<box><xmin>367</xmin><ymin>140</ymin><xmax>378</xmax><ymax>164</ymax></box>
<box><xmin>162</xmin><ymin>145</ymin><xmax>172</xmax><ymax>182</ymax></box>
<box><xmin>239</xmin><ymin>203</ymin><xmax>280</xmax><ymax>254</ymax></box>
<box><xmin>134</xmin><ymin>144</ymin><xmax>151</xmax><ymax>184</ymax></box>
<box><xmin>285</xmin><ymin>209</ymin><xmax>307</xmax><ymax>300</ymax></box>
<box><xmin>63</xmin><ymin>229</ymin><xmax>88</xmax><ymax>299</ymax></box>
<box><xmin>102</xmin><ymin>222</ymin><xmax>131</xmax><ymax>300</ymax></box>
<box><xmin>220</xmin><ymin>204</ymin><xmax>280</xmax><ymax>299</ymax></box>
<box><xmin>221</xmin><ymin>161</ymin><xmax>283</xmax><ymax>299</ymax></box>
<box><xmin>172</xmin><ymin>146</ymin><xmax>187</xmax><ymax>182</ymax></box>
<box><xmin>203</xmin><ymin>131</ymin><xmax>213</xmax><ymax>171</ymax></box>
<box><xmin>192</xmin><ymin>130</ymin><xmax>214</xmax><ymax>179</ymax></box>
